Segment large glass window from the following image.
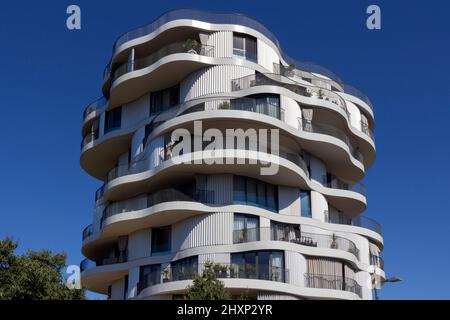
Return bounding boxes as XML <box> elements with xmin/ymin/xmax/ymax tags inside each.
<box><xmin>104</xmin><ymin>107</ymin><xmax>122</xmax><ymax>133</ymax></box>
<box><xmin>139</xmin><ymin>264</ymin><xmax>161</xmax><ymax>292</ymax></box>
<box><xmin>150</xmin><ymin>84</ymin><xmax>179</xmax><ymax>115</ymax></box>
<box><xmin>233</xmin><ymin>176</ymin><xmax>278</xmax><ymax>212</ymax></box>
<box><xmin>233</xmin><ymin>213</ymin><xmax>259</xmax><ymax>243</ymax></box>
<box><xmin>233</xmin><ymin>33</ymin><xmax>257</xmax><ymax>62</ymax></box>
<box><xmin>151</xmin><ymin>226</ymin><xmax>171</xmax><ymax>255</ymax></box>
<box><xmin>230</xmin><ymin>250</ymin><xmax>285</xmax><ymax>282</ymax></box>
<box><xmin>171</xmin><ymin>256</ymin><xmax>198</xmax><ymax>281</ymax></box>
<box><xmin>300</xmin><ymin>190</ymin><xmax>312</xmax><ymax>218</ymax></box>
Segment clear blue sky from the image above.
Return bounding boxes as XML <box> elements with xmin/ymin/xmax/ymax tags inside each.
<box><xmin>0</xmin><ymin>0</ymin><xmax>449</xmax><ymax>300</ymax></box>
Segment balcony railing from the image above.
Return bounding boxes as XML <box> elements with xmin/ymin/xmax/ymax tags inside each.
<box><xmin>233</xmin><ymin>228</ymin><xmax>260</xmax><ymax>243</ymax></box>
<box><xmin>101</xmin><ymin>188</ymin><xmax>215</xmax><ymax>227</ymax></box>
<box><xmin>106</xmin><ymin>9</ymin><xmax>347</xmax><ymax>89</ymax></box>
<box><xmin>181</xmin><ymin>97</ymin><xmax>285</xmax><ymax>121</ymax></box>
<box><xmin>106</xmin><ymin>41</ymin><xmax>215</xmax><ymax>82</ymax></box>
<box><xmin>80</xmin><ymin>130</ymin><xmax>99</xmax><ymax>150</ymax></box>
<box><xmin>350</xmin><ymin>215</ymin><xmax>382</xmax><ymax>235</ymax></box>
<box><xmin>360</xmin><ymin>120</ymin><xmax>375</xmax><ymax>141</ymax></box>
<box><xmin>273</xmin><ymin>62</ymin><xmax>372</xmax><ymax>111</ymax></box>
<box><xmin>304</xmin><ymin>273</ymin><xmax>362</xmax><ymax>298</ymax></box>
<box><xmin>100</xmin><ymin>9</ymin><xmax>371</xmax><ymax>111</ymax></box>
<box><xmin>95</xmin><ymin>185</ymin><xmax>105</xmax><ymax>202</ymax></box>
<box><xmin>231</xmin><ymin>73</ymin><xmax>348</xmax><ymax>114</ymax></box>
<box><xmin>301</xmin><ymin>118</ymin><xmax>364</xmax><ymax>163</ymax></box>
<box><xmin>79</xmin><ymin>258</ymin><xmax>95</xmax><ymax>272</ymax></box>
<box><xmin>230</xmin><ymin>73</ymin><xmax>374</xmax><ymax>144</ymax></box>
<box><xmin>370</xmin><ymin>254</ymin><xmax>384</xmax><ymax>270</ymax></box>
<box><xmin>82</xmin><ymin>224</ymin><xmax>93</xmax><ymax>240</ymax></box>
<box><xmin>234</xmin><ymin>227</ymin><xmax>359</xmax><ymax>260</ymax></box>
<box><xmin>79</xmin><ymin>252</ymin><xmax>128</xmax><ymax>272</ymax></box>
<box><xmin>82</xmin><ymin>97</ymin><xmax>107</xmax><ymax>122</ymax></box>
<box><xmin>137</xmin><ymin>263</ymin><xmax>289</xmax><ymax>294</ymax></box>
<box><xmin>343</xmin><ymin>84</ymin><xmax>373</xmax><ymax>110</ymax></box>
<box><xmin>103</xmin><ymin>141</ymin><xmax>363</xmax><ymax>206</ymax></box>
<box><xmin>324</xmin><ymin>175</ymin><xmax>366</xmax><ymax>197</ymax></box>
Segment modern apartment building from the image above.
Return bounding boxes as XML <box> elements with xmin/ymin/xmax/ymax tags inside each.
<box><xmin>80</xmin><ymin>9</ymin><xmax>384</xmax><ymax>300</ymax></box>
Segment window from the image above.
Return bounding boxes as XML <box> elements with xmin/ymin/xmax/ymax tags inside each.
<box><xmin>139</xmin><ymin>264</ymin><xmax>161</xmax><ymax>293</ymax></box>
<box><xmin>104</xmin><ymin>107</ymin><xmax>122</xmax><ymax>133</ymax></box>
<box><xmin>300</xmin><ymin>190</ymin><xmax>311</xmax><ymax>218</ymax></box>
<box><xmin>171</xmin><ymin>256</ymin><xmax>198</xmax><ymax>281</ymax></box>
<box><xmin>151</xmin><ymin>226</ymin><xmax>171</xmax><ymax>255</ymax></box>
<box><xmin>250</xmin><ymin>94</ymin><xmax>281</xmax><ymax>118</ymax></box>
<box><xmin>233</xmin><ymin>214</ymin><xmax>259</xmax><ymax>243</ymax></box>
<box><xmin>233</xmin><ymin>33</ymin><xmax>257</xmax><ymax>62</ymax></box>
<box><xmin>271</xmin><ymin>222</ymin><xmax>300</xmax><ymax>242</ymax></box>
<box><xmin>233</xmin><ymin>176</ymin><xmax>278</xmax><ymax>211</ymax></box>
<box><xmin>233</xmin><ymin>176</ymin><xmax>246</xmax><ymax>203</ymax></box>
<box><xmin>230</xmin><ymin>250</ymin><xmax>285</xmax><ymax>282</ymax></box>
<box><xmin>123</xmin><ymin>275</ymin><xmax>128</xmax><ymax>300</ymax></box>
<box><xmin>150</xmin><ymin>84</ymin><xmax>179</xmax><ymax>114</ymax></box>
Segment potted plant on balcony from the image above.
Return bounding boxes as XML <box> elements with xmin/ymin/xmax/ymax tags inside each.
<box><xmin>212</xmin><ymin>263</ymin><xmax>228</xmax><ymax>278</ymax></box>
<box><xmin>283</xmin><ymin>64</ymin><xmax>296</xmax><ymax>77</ymax></box>
<box><xmin>330</xmin><ymin>233</ymin><xmax>338</xmax><ymax>249</ymax></box>
<box><xmin>271</xmin><ymin>267</ymin><xmax>281</xmax><ymax>282</ymax></box>
<box><xmin>183</xmin><ymin>39</ymin><xmax>200</xmax><ymax>54</ymax></box>
<box><xmin>218</xmin><ymin>101</ymin><xmax>230</xmax><ymax>110</ymax></box>
<box><xmin>161</xmin><ymin>267</ymin><xmax>171</xmax><ymax>283</ymax></box>
<box><xmin>318</xmin><ymin>89</ymin><xmax>325</xmax><ymax>100</ymax></box>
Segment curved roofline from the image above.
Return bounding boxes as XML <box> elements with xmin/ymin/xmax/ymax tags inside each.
<box><xmin>104</xmin><ymin>8</ymin><xmax>372</xmax><ymax>108</ymax></box>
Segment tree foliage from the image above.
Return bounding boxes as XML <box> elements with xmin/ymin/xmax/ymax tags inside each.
<box><xmin>185</xmin><ymin>262</ymin><xmax>231</xmax><ymax>300</ymax></box>
<box><xmin>0</xmin><ymin>237</ymin><xmax>85</xmax><ymax>300</ymax></box>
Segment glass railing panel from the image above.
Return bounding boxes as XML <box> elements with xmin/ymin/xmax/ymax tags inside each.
<box><xmin>304</xmin><ymin>273</ymin><xmax>362</xmax><ymax>298</ymax></box>
<box><xmin>107</xmin><ymin>41</ymin><xmax>214</xmax><ymax>82</ymax></box>
<box><xmin>82</xmin><ymin>224</ymin><xmax>93</xmax><ymax>240</ymax></box>
<box><xmin>82</xmin><ymin>97</ymin><xmax>107</xmax><ymax>121</ymax></box>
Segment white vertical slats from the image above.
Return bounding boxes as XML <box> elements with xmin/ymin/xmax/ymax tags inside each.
<box><xmin>257</xmin><ymin>292</ymin><xmax>300</xmax><ymax>300</ymax></box>
<box><xmin>306</xmin><ymin>257</ymin><xmax>343</xmax><ymax>277</ymax></box>
<box><xmin>180</xmin><ymin>65</ymin><xmax>255</xmax><ymax>102</ymax></box>
<box><xmin>206</xmin><ymin>31</ymin><xmax>233</xmax><ymax>58</ymax></box>
<box><xmin>127</xmin><ymin>228</ymin><xmax>152</xmax><ymax>260</ymax></box>
<box><xmin>171</xmin><ymin>212</ymin><xmax>233</xmax><ymax>252</ymax></box>
<box><xmin>284</xmin><ymin>251</ymin><xmax>303</xmax><ymax>286</ymax></box>
<box><xmin>256</xmin><ymin>39</ymin><xmax>279</xmax><ymax>72</ymax></box>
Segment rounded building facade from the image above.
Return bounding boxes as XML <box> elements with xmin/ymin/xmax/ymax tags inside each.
<box><xmin>80</xmin><ymin>9</ymin><xmax>384</xmax><ymax>300</ymax></box>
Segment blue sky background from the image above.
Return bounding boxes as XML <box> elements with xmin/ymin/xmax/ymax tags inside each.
<box><xmin>0</xmin><ymin>0</ymin><xmax>449</xmax><ymax>299</ymax></box>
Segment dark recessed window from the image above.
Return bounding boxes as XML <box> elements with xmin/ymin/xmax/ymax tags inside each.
<box><xmin>151</xmin><ymin>226</ymin><xmax>171</xmax><ymax>255</ymax></box>
<box><xmin>230</xmin><ymin>250</ymin><xmax>284</xmax><ymax>282</ymax></box>
<box><xmin>104</xmin><ymin>107</ymin><xmax>122</xmax><ymax>133</ymax></box>
<box><xmin>233</xmin><ymin>176</ymin><xmax>278</xmax><ymax>211</ymax></box>
<box><xmin>150</xmin><ymin>84</ymin><xmax>179</xmax><ymax>115</ymax></box>
<box><xmin>300</xmin><ymin>190</ymin><xmax>311</xmax><ymax>218</ymax></box>
<box><xmin>138</xmin><ymin>264</ymin><xmax>161</xmax><ymax>293</ymax></box>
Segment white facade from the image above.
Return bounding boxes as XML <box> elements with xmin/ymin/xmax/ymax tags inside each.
<box><xmin>80</xmin><ymin>9</ymin><xmax>383</xmax><ymax>300</ymax></box>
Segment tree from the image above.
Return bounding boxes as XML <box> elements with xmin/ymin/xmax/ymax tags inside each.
<box><xmin>185</xmin><ymin>262</ymin><xmax>231</xmax><ymax>300</ymax></box>
<box><xmin>0</xmin><ymin>237</ymin><xmax>85</xmax><ymax>300</ymax></box>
